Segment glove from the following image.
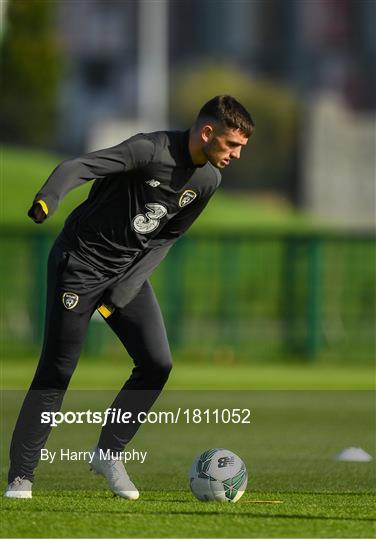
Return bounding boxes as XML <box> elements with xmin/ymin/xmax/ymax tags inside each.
<box><xmin>27</xmin><ymin>201</ymin><xmax>48</xmax><ymax>224</ymax></box>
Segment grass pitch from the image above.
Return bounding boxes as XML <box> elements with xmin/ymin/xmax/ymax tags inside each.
<box><xmin>1</xmin><ymin>361</ymin><xmax>375</xmax><ymax>538</ymax></box>
<box><xmin>2</xmin><ymin>490</ymin><xmax>375</xmax><ymax>538</ymax></box>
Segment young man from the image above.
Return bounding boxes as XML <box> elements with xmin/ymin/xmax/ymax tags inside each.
<box><xmin>5</xmin><ymin>95</ymin><xmax>254</xmax><ymax>499</ymax></box>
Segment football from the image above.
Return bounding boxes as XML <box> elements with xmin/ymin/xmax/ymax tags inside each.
<box><xmin>189</xmin><ymin>448</ymin><xmax>247</xmax><ymax>502</ymax></box>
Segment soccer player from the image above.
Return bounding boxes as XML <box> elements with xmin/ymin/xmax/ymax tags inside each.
<box><xmin>5</xmin><ymin>95</ymin><xmax>254</xmax><ymax>499</ymax></box>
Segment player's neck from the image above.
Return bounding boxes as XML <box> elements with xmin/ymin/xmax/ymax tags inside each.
<box><xmin>188</xmin><ymin>127</ymin><xmax>208</xmax><ymax>166</ymax></box>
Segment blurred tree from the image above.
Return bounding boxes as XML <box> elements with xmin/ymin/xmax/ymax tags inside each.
<box><xmin>0</xmin><ymin>0</ymin><xmax>61</xmax><ymax>146</ymax></box>
<box><xmin>171</xmin><ymin>63</ymin><xmax>300</xmax><ymax>199</ymax></box>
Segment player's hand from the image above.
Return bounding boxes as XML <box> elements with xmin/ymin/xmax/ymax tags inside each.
<box><xmin>28</xmin><ymin>202</ymin><xmax>47</xmax><ymax>224</ymax></box>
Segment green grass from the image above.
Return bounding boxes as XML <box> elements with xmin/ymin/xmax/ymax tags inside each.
<box><xmin>1</xmin><ymin>145</ymin><xmax>92</xmax><ymax>228</ymax></box>
<box><xmin>2</xmin><ymin>145</ymin><xmax>374</xmax><ymax>366</ymax></box>
<box><xmin>2</xmin><ymin>357</ymin><xmax>375</xmax><ymax>390</ymax></box>
<box><xmin>1</xmin><ymin>361</ymin><xmax>375</xmax><ymax>537</ymax></box>
<box><xmin>2</xmin><ymin>491</ymin><xmax>375</xmax><ymax>538</ymax></box>
<box><xmin>2</xmin><ymin>144</ymin><xmax>323</xmax><ymax>232</ymax></box>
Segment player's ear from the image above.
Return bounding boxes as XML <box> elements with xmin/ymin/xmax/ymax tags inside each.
<box><xmin>201</xmin><ymin>124</ymin><xmax>214</xmax><ymax>143</ymax></box>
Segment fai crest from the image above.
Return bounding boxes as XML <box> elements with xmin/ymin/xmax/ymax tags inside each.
<box><xmin>179</xmin><ymin>190</ymin><xmax>197</xmax><ymax>208</ymax></box>
<box><xmin>62</xmin><ymin>292</ymin><xmax>79</xmax><ymax>310</ymax></box>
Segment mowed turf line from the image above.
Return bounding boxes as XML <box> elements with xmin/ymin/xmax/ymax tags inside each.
<box><xmin>2</xmin><ymin>357</ymin><xmax>375</xmax><ymax>390</ymax></box>
<box><xmin>1</xmin><ymin>491</ymin><xmax>375</xmax><ymax>538</ymax></box>
<box><xmin>1</xmin><ymin>363</ymin><xmax>374</xmax><ymax>538</ymax></box>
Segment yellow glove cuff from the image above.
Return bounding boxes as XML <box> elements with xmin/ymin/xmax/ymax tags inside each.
<box><xmin>36</xmin><ymin>199</ymin><xmax>49</xmax><ymax>215</ymax></box>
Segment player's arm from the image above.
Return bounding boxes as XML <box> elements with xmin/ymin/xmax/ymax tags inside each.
<box><xmin>98</xmin><ymin>197</ymin><xmax>214</xmax><ymax>312</ymax></box>
<box><xmin>100</xmin><ymin>243</ymin><xmax>172</xmax><ymax>312</ymax></box>
<box><xmin>28</xmin><ymin>134</ymin><xmax>156</xmax><ymax>223</ymax></box>
<box><xmin>159</xmin><ymin>195</ymin><xmax>213</xmax><ymax>241</ymax></box>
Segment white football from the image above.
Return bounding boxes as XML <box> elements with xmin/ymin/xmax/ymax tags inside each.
<box><xmin>189</xmin><ymin>448</ymin><xmax>248</xmax><ymax>502</ymax></box>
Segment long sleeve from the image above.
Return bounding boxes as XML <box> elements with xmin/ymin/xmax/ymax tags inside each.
<box><xmin>34</xmin><ymin>134</ymin><xmax>156</xmax><ymax>217</ymax></box>
<box><xmin>103</xmin><ymin>244</ymin><xmax>172</xmax><ymax>309</ymax></box>
<box><xmin>157</xmin><ymin>195</ymin><xmax>213</xmax><ymax>241</ymax></box>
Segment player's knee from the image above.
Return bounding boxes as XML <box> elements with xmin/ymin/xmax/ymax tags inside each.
<box><xmin>148</xmin><ymin>353</ymin><xmax>172</xmax><ymax>382</ymax></box>
<box><xmin>31</xmin><ymin>362</ymin><xmax>74</xmax><ymax>390</ymax></box>
<box><xmin>158</xmin><ymin>359</ymin><xmax>173</xmax><ymax>380</ymax></box>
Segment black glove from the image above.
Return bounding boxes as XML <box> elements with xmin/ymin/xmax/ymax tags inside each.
<box><xmin>27</xmin><ymin>201</ymin><xmax>47</xmax><ymax>224</ymax></box>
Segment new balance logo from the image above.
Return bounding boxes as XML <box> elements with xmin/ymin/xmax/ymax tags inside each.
<box><xmin>145</xmin><ymin>179</ymin><xmax>160</xmax><ymax>187</ymax></box>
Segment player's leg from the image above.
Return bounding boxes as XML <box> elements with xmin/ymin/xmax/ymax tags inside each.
<box><xmin>6</xmin><ymin>241</ymin><xmax>110</xmax><ymax>493</ymax></box>
<box><xmin>90</xmin><ymin>280</ymin><xmax>171</xmax><ymax>499</ymax></box>
<box><xmin>97</xmin><ymin>279</ymin><xmax>172</xmax><ymax>452</ymax></box>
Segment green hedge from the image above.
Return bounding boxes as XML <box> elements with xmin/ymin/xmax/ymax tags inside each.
<box><xmin>171</xmin><ymin>63</ymin><xmax>299</xmax><ymax>192</ymax></box>
<box><xmin>0</xmin><ymin>0</ymin><xmax>61</xmax><ymax>145</ymax></box>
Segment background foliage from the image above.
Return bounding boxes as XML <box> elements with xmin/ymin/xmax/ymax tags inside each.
<box><xmin>171</xmin><ymin>63</ymin><xmax>300</xmax><ymax>194</ymax></box>
<box><xmin>0</xmin><ymin>0</ymin><xmax>61</xmax><ymax>145</ymax></box>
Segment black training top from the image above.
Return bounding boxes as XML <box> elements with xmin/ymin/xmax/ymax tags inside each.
<box><xmin>35</xmin><ymin>130</ymin><xmax>221</xmax><ymax>271</ymax></box>
<box><xmin>33</xmin><ymin>130</ymin><xmax>221</xmax><ymax>308</ymax></box>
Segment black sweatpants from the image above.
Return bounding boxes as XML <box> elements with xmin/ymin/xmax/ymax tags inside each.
<box><xmin>8</xmin><ymin>240</ymin><xmax>172</xmax><ymax>482</ymax></box>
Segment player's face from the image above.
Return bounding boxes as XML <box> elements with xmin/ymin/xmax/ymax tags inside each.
<box><xmin>202</xmin><ymin>127</ymin><xmax>249</xmax><ymax>169</ymax></box>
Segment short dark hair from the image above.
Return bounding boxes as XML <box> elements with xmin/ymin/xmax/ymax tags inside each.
<box><xmin>197</xmin><ymin>95</ymin><xmax>255</xmax><ymax>137</ymax></box>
